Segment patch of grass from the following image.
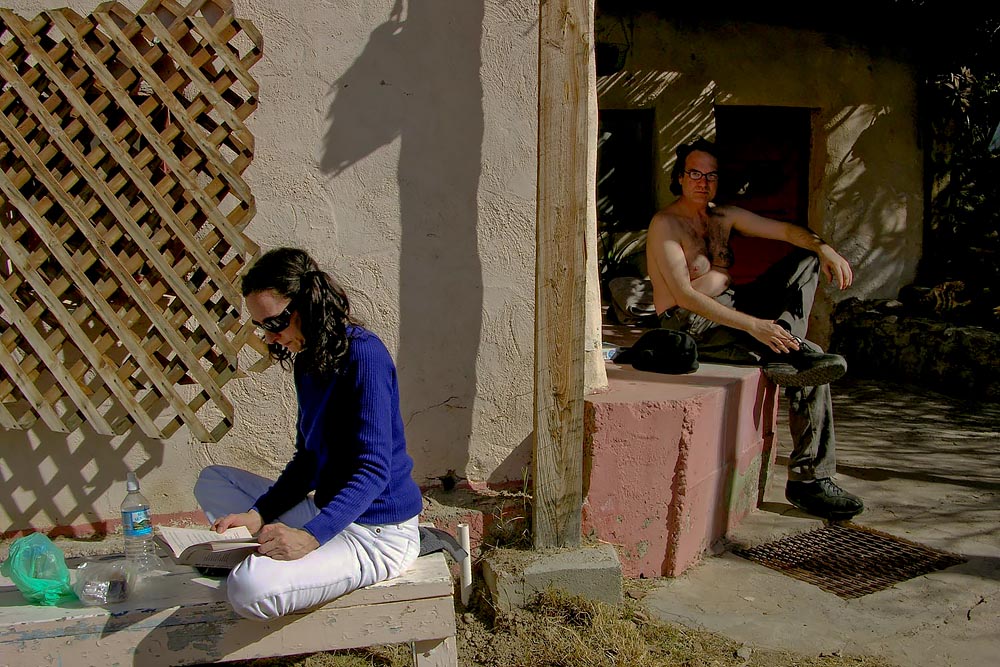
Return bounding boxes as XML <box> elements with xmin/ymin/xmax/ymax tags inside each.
<box><xmin>223</xmin><ymin>645</ymin><xmax>409</xmax><ymax>667</ymax></box>
<box><xmin>221</xmin><ymin>587</ymin><xmax>896</xmax><ymax>667</ymax></box>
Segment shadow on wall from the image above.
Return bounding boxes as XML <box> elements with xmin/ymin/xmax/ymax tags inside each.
<box><xmin>826</xmin><ymin>105</ymin><xmax>920</xmax><ymax>295</ymax></box>
<box><xmin>0</xmin><ymin>422</ymin><xmax>165</xmax><ymax>536</ymax></box>
<box><xmin>596</xmin><ymin>68</ymin><xmax>718</xmax><ymax>213</ymax></box>
<box><xmin>319</xmin><ymin>0</ymin><xmax>485</xmax><ymax>485</ymax></box>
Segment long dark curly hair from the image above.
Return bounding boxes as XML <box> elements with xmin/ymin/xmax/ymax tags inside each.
<box><xmin>241</xmin><ymin>247</ymin><xmax>356</xmax><ymax>377</ymax></box>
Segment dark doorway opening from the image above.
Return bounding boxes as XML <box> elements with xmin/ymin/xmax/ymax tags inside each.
<box><xmin>597</xmin><ymin>108</ymin><xmax>656</xmax><ymax>286</ymax></box>
<box><xmin>715</xmin><ymin>105</ymin><xmax>813</xmax><ymax>284</ymax></box>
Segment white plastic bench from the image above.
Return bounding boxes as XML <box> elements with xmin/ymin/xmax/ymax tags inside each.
<box><xmin>0</xmin><ymin>552</ymin><xmax>458</xmax><ymax>666</ymax></box>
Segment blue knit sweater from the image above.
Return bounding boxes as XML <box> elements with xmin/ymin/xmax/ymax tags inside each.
<box><xmin>252</xmin><ymin>325</ymin><xmax>423</xmax><ymax>545</ymax></box>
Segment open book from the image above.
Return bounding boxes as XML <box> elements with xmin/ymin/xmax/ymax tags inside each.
<box><xmin>156</xmin><ymin>525</ymin><xmax>259</xmax><ymax>569</ymax></box>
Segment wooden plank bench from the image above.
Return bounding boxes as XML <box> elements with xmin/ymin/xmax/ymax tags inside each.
<box><xmin>0</xmin><ymin>552</ymin><xmax>458</xmax><ymax>666</ymax></box>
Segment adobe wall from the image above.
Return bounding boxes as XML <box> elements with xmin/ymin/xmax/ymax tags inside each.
<box><xmin>596</xmin><ymin>14</ymin><xmax>924</xmax><ymax>344</ymax></box>
<box><xmin>1</xmin><ymin>0</ymin><xmax>539</xmax><ymax>535</ymax></box>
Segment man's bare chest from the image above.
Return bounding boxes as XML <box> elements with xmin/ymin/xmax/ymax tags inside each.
<box><xmin>679</xmin><ymin>219</ymin><xmax>734</xmax><ymax>268</ymax></box>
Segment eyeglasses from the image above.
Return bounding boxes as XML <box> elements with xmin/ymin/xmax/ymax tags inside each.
<box><xmin>253</xmin><ymin>304</ymin><xmax>294</xmax><ymax>334</ymax></box>
<box><xmin>684</xmin><ymin>169</ymin><xmax>719</xmax><ymax>182</ymax></box>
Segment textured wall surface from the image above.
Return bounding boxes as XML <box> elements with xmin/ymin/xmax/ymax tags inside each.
<box><xmin>596</xmin><ymin>15</ymin><xmax>924</xmax><ymax>345</ymax></box>
<box><xmin>582</xmin><ymin>362</ymin><xmax>778</xmax><ymax>578</ymax></box>
<box><xmin>1</xmin><ymin>4</ymin><xmax>924</xmax><ymax>536</ymax></box>
<box><xmin>2</xmin><ymin>0</ymin><xmax>538</xmax><ymax>534</ymax></box>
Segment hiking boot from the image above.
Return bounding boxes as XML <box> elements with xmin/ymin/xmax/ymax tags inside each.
<box><xmin>785</xmin><ymin>478</ymin><xmax>864</xmax><ymax>521</ymax></box>
<box><xmin>763</xmin><ymin>340</ymin><xmax>847</xmax><ymax>387</ymax></box>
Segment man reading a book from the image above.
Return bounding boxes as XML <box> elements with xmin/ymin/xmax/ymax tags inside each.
<box><xmin>193</xmin><ymin>248</ymin><xmax>424</xmax><ymax>620</ymax></box>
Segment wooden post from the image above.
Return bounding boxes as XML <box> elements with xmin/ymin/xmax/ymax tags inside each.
<box><xmin>533</xmin><ymin>0</ymin><xmax>597</xmax><ymax>548</ymax></box>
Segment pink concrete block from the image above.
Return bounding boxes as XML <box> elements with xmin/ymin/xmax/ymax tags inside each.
<box><xmin>583</xmin><ymin>363</ymin><xmax>778</xmax><ymax>578</ymax></box>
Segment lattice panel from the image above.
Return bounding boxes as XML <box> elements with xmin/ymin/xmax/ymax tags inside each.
<box><xmin>0</xmin><ymin>0</ymin><xmax>267</xmax><ymax>442</ymax></box>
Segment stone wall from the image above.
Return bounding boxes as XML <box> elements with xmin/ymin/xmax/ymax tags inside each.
<box><xmin>831</xmin><ymin>298</ymin><xmax>1000</xmax><ymax>402</ymax></box>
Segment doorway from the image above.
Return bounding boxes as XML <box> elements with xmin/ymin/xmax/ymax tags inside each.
<box><xmin>596</xmin><ymin>108</ymin><xmax>656</xmax><ymax>287</ymax></box>
<box><xmin>714</xmin><ymin>105</ymin><xmax>813</xmax><ymax>284</ymax></box>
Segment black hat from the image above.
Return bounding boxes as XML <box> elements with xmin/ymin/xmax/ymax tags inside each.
<box><xmin>613</xmin><ymin>329</ymin><xmax>699</xmax><ymax>375</ymax></box>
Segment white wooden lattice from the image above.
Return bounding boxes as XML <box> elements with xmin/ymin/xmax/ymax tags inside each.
<box><xmin>0</xmin><ymin>0</ymin><xmax>266</xmax><ymax>442</ymax></box>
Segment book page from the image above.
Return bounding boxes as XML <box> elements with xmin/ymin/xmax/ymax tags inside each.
<box><xmin>156</xmin><ymin>525</ymin><xmax>254</xmax><ymax>559</ymax></box>
<box><xmin>180</xmin><ymin>544</ymin><xmax>259</xmax><ymax>569</ymax></box>
<box><xmin>206</xmin><ymin>540</ymin><xmax>259</xmax><ymax>552</ymax></box>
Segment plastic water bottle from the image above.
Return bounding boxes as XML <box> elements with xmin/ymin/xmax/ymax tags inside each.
<box><xmin>121</xmin><ymin>471</ymin><xmax>161</xmax><ymax>575</ymax></box>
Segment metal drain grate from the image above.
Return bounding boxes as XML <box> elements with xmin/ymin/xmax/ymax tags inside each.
<box><xmin>733</xmin><ymin>523</ymin><xmax>967</xmax><ymax>598</ymax></box>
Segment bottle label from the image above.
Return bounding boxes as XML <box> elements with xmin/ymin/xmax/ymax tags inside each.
<box><xmin>122</xmin><ymin>508</ymin><xmax>153</xmax><ymax>537</ymax></box>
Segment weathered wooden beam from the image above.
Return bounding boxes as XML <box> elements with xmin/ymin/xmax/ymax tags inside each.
<box><xmin>533</xmin><ymin>0</ymin><xmax>597</xmax><ymax>548</ymax></box>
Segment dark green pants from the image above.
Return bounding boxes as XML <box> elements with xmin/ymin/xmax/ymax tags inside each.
<box><xmin>658</xmin><ymin>250</ymin><xmax>836</xmax><ymax>481</ymax></box>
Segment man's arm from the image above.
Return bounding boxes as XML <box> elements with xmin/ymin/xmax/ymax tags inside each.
<box><xmin>648</xmin><ymin>218</ymin><xmax>799</xmax><ymax>353</ymax></box>
<box><xmin>726</xmin><ymin>207</ymin><xmax>854</xmax><ymax>289</ymax></box>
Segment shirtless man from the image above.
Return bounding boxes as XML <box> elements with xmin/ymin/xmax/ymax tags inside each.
<box><xmin>645</xmin><ymin>137</ymin><xmax>863</xmax><ymax>521</ymax></box>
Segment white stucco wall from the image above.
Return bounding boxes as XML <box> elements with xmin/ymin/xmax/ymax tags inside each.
<box><xmin>596</xmin><ymin>14</ymin><xmax>924</xmax><ymax>343</ymax></box>
<box><xmin>1</xmin><ymin>0</ymin><xmax>538</xmax><ymax>533</ymax></box>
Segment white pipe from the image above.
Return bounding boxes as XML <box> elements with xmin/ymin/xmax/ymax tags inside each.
<box><xmin>458</xmin><ymin>523</ymin><xmax>472</xmax><ymax>606</ymax></box>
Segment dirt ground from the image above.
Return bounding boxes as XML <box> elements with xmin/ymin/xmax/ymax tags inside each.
<box><xmin>1</xmin><ymin>456</ymin><xmax>907</xmax><ymax>667</ymax></box>
<box><xmin>12</xmin><ymin>375</ymin><xmax>987</xmax><ymax>666</ymax></box>
<box><xmin>222</xmin><ymin>579</ymin><xmax>897</xmax><ymax>667</ymax></box>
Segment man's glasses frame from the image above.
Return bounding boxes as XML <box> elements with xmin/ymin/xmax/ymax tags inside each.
<box><xmin>684</xmin><ymin>169</ymin><xmax>720</xmax><ymax>182</ymax></box>
<box><xmin>254</xmin><ymin>304</ymin><xmax>294</xmax><ymax>334</ymax></box>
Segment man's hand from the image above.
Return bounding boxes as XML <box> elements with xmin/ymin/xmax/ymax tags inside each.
<box><xmin>257</xmin><ymin>523</ymin><xmax>320</xmax><ymax>560</ymax></box>
<box><xmin>818</xmin><ymin>245</ymin><xmax>853</xmax><ymax>290</ymax></box>
<box><xmin>213</xmin><ymin>509</ymin><xmax>263</xmax><ymax>534</ymax></box>
<box><xmin>750</xmin><ymin>319</ymin><xmax>800</xmax><ymax>354</ymax></box>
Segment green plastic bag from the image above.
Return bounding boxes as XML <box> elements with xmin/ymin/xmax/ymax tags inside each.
<box><xmin>0</xmin><ymin>533</ymin><xmax>77</xmax><ymax>605</ymax></box>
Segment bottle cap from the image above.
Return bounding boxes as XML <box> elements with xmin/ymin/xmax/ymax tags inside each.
<box><xmin>126</xmin><ymin>470</ymin><xmax>139</xmax><ymax>492</ymax></box>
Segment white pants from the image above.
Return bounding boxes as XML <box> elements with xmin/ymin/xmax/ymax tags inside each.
<box><xmin>194</xmin><ymin>465</ymin><xmax>420</xmax><ymax>620</ymax></box>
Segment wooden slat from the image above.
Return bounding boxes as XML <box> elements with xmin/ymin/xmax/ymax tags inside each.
<box><xmin>28</xmin><ymin>145</ymin><xmax>233</xmax><ymax>428</ymax></box>
<box><xmin>48</xmin><ymin>11</ymin><xmax>247</xmax><ymax>315</ymax></box>
<box><xmin>532</xmin><ymin>0</ymin><xmax>596</xmax><ymax>548</ymax></box>
<box><xmin>88</xmin><ymin>11</ymin><xmax>251</xmax><ymax>243</ymax></box>
<box><xmin>145</xmin><ymin>15</ymin><xmax>255</xmax><ymax>155</ymax></box>
<box><xmin>0</xmin><ymin>554</ymin><xmax>453</xmax><ymax>628</ymax></box>
<box><xmin>0</xmin><ymin>111</ymin><xmax>227</xmax><ymax>441</ymax></box>
<box><xmin>0</xmin><ymin>0</ymin><xmax>261</xmax><ymax>441</ymax></box>
<box><xmin>0</xmin><ymin>341</ymin><xmax>65</xmax><ymax>432</ymax></box>
<box><xmin>0</xmin><ymin>555</ymin><xmax>456</xmax><ymax>666</ymax></box>
<box><xmin>0</xmin><ymin>261</ymin><xmax>116</xmax><ymax>435</ymax></box>
<box><xmin>0</xmin><ymin>190</ymin><xmax>165</xmax><ymax>437</ymax></box>
<box><xmin>0</xmin><ymin>59</ymin><xmax>239</xmax><ymax>394</ymax></box>
<box><xmin>2</xmin><ymin>12</ymin><xmax>241</xmax><ymax>349</ymax></box>
<box><xmin>121</xmin><ymin>13</ymin><xmax>253</xmax><ymax>200</ymax></box>
<box><xmin>188</xmin><ymin>14</ymin><xmax>261</xmax><ymax>98</ymax></box>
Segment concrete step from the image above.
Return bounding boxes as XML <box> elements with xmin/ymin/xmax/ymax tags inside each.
<box><xmin>583</xmin><ymin>361</ymin><xmax>779</xmax><ymax>577</ymax></box>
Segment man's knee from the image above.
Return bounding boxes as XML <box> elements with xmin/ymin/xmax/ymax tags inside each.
<box><xmin>780</xmin><ymin>248</ymin><xmax>819</xmax><ymax>276</ymax></box>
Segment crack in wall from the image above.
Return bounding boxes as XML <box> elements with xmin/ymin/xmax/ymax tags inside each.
<box><xmin>405</xmin><ymin>396</ymin><xmax>462</xmax><ymax>427</ymax></box>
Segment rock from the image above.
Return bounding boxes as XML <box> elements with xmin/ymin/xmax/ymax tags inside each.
<box><xmin>831</xmin><ymin>298</ymin><xmax>1000</xmax><ymax>402</ymax></box>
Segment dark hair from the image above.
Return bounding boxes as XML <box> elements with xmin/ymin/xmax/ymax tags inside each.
<box><xmin>669</xmin><ymin>137</ymin><xmax>720</xmax><ymax>196</ymax></box>
<box><xmin>241</xmin><ymin>247</ymin><xmax>355</xmax><ymax>376</ymax></box>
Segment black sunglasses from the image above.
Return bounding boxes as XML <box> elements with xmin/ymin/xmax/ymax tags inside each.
<box><xmin>253</xmin><ymin>304</ymin><xmax>294</xmax><ymax>334</ymax></box>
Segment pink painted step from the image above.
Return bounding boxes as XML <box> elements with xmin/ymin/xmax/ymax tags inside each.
<box><xmin>583</xmin><ymin>362</ymin><xmax>779</xmax><ymax>578</ymax></box>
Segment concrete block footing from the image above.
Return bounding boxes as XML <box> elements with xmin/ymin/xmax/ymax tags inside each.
<box><xmin>583</xmin><ymin>362</ymin><xmax>779</xmax><ymax>578</ymax></box>
<box><xmin>481</xmin><ymin>543</ymin><xmax>623</xmax><ymax>613</ymax></box>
